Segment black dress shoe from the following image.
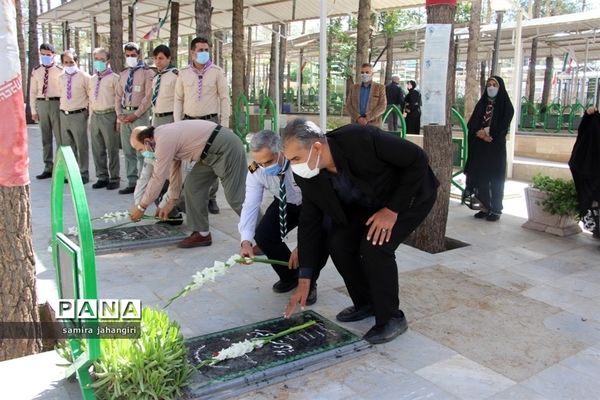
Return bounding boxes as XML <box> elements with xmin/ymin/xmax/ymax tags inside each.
<box><xmin>106</xmin><ymin>181</ymin><xmax>120</xmax><ymax>190</ymax></box>
<box><xmin>486</xmin><ymin>212</ymin><xmax>501</xmax><ymax>222</ymax></box>
<box><xmin>208</xmin><ymin>199</ymin><xmax>220</xmax><ymax>214</ymax></box>
<box><xmin>272</xmin><ymin>280</ymin><xmax>297</xmax><ymax>293</ymax></box>
<box><xmin>306</xmin><ymin>284</ymin><xmax>317</xmax><ymax>306</ymax></box>
<box><xmin>474</xmin><ymin>211</ymin><xmax>488</xmax><ymax>219</ymax></box>
<box><xmin>363</xmin><ymin>312</ymin><xmax>408</xmax><ymax>345</ymax></box>
<box><xmin>92</xmin><ymin>180</ymin><xmax>108</xmax><ymax>189</ymax></box>
<box><xmin>36</xmin><ymin>171</ymin><xmax>52</xmax><ymax>179</ymax></box>
<box><xmin>118</xmin><ymin>186</ymin><xmax>135</xmax><ymax>195</ymax></box>
<box><xmin>81</xmin><ymin>176</ymin><xmax>89</xmax><ymax>184</ymax></box>
<box><xmin>336</xmin><ymin>305</ymin><xmax>374</xmax><ymax>322</ymax></box>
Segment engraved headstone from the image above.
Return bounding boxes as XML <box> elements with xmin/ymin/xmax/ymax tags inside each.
<box><xmin>185</xmin><ymin>310</ymin><xmax>372</xmax><ymax>400</ymax></box>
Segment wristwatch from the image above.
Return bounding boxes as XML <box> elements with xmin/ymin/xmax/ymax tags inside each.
<box><xmin>136</xmin><ymin>204</ymin><xmax>146</xmax><ymax>212</ymax></box>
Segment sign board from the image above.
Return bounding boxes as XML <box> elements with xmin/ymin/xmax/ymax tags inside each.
<box><xmin>421</xmin><ymin>24</ymin><xmax>452</xmax><ymax>125</ymax></box>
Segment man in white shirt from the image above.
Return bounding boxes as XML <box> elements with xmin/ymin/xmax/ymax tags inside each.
<box><xmin>239</xmin><ymin>130</ymin><xmax>326</xmax><ymax>304</ymax></box>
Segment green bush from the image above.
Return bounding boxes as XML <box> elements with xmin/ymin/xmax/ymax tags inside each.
<box><xmin>57</xmin><ymin>307</ymin><xmax>192</xmax><ymax>400</ymax></box>
<box><xmin>531</xmin><ymin>174</ymin><xmax>579</xmax><ymax>217</ymax></box>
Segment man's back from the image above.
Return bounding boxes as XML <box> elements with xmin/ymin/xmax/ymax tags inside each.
<box><xmin>385</xmin><ymin>83</ymin><xmax>404</xmax><ymax>106</ymax></box>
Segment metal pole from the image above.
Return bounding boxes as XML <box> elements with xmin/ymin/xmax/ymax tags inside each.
<box><xmin>491</xmin><ymin>11</ymin><xmax>503</xmax><ymax>76</ymax></box>
<box><xmin>507</xmin><ymin>9</ymin><xmax>522</xmax><ymax>179</ymax></box>
<box><xmin>275</xmin><ymin>25</ymin><xmax>281</xmax><ymax>119</ymax></box>
<box><xmin>297</xmin><ymin>50</ymin><xmax>302</xmax><ymax>111</ymax></box>
<box><xmin>132</xmin><ymin>1</ymin><xmax>137</xmax><ymax>42</ymax></box>
<box><xmin>319</xmin><ymin>0</ymin><xmax>327</xmax><ymax>130</ymax></box>
<box><xmin>582</xmin><ymin>38</ymin><xmax>589</xmax><ymax>104</ymax></box>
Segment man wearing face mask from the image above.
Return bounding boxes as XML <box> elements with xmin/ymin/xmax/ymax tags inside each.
<box><xmin>29</xmin><ymin>43</ymin><xmax>63</xmax><ymax>179</ymax></box>
<box><xmin>58</xmin><ymin>50</ymin><xmax>91</xmax><ymax>184</ymax></box>
<box><xmin>114</xmin><ymin>42</ymin><xmax>155</xmax><ymax>195</ymax></box>
<box><xmin>282</xmin><ymin>119</ymin><xmax>438</xmax><ymax>345</ymax></box>
<box><xmin>127</xmin><ymin>120</ymin><xmax>247</xmax><ymax>249</ymax></box>
<box><xmin>238</xmin><ymin>130</ymin><xmax>326</xmax><ymax>303</ymax></box>
<box><xmin>345</xmin><ymin>63</ymin><xmax>387</xmax><ymax>127</ymax></box>
<box><xmin>89</xmin><ymin>48</ymin><xmax>121</xmax><ymax>190</ymax></box>
<box><xmin>174</xmin><ymin>36</ymin><xmax>230</xmax><ymax>215</ymax></box>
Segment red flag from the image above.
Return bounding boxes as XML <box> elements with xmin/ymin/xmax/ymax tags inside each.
<box><xmin>0</xmin><ymin>0</ymin><xmax>29</xmax><ymax>186</ymax></box>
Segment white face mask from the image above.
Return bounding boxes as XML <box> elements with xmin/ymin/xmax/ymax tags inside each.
<box><xmin>291</xmin><ymin>144</ymin><xmax>321</xmax><ymax>179</ymax></box>
<box><xmin>64</xmin><ymin>65</ymin><xmax>78</xmax><ymax>75</ymax></box>
<box><xmin>125</xmin><ymin>57</ymin><xmax>139</xmax><ymax>68</ymax></box>
<box><xmin>360</xmin><ymin>73</ymin><xmax>372</xmax><ymax>83</ymax></box>
<box><xmin>487</xmin><ymin>86</ymin><xmax>499</xmax><ymax>98</ymax></box>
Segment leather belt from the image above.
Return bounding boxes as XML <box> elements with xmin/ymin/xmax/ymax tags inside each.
<box><xmin>154</xmin><ymin>111</ymin><xmax>174</xmax><ymax>118</ymax></box>
<box><xmin>122</xmin><ymin>106</ymin><xmax>138</xmax><ymax>111</ymax></box>
<box><xmin>93</xmin><ymin>108</ymin><xmax>115</xmax><ymax>115</ymax></box>
<box><xmin>200</xmin><ymin>125</ymin><xmax>221</xmax><ymax>160</ymax></box>
<box><xmin>37</xmin><ymin>97</ymin><xmax>60</xmax><ymax>101</ymax></box>
<box><xmin>184</xmin><ymin>113</ymin><xmax>218</xmax><ymax>121</ymax></box>
<box><xmin>61</xmin><ymin>108</ymin><xmax>87</xmax><ymax>115</ymax></box>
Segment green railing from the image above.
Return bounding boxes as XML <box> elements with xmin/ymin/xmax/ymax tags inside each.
<box><xmin>544</xmin><ymin>102</ymin><xmax>562</xmax><ymax>133</ymax></box>
<box><xmin>233</xmin><ymin>93</ymin><xmax>250</xmax><ymax>145</ymax></box>
<box><xmin>567</xmin><ymin>102</ymin><xmax>586</xmax><ymax>134</ymax></box>
<box><xmin>451</xmin><ymin>107</ymin><xmax>468</xmax><ymax>193</ymax></box>
<box><xmin>382</xmin><ymin>104</ymin><xmax>406</xmax><ymax>138</ymax></box>
<box><xmin>259</xmin><ymin>96</ymin><xmax>278</xmax><ymax>132</ymax></box>
<box><xmin>519</xmin><ymin>99</ymin><xmax>538</xmax><ymax>131</ymax></box>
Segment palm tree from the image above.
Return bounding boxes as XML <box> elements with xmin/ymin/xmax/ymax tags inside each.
<box><xmin>526</xmin><ymin>0</ymin><xmax>542</xmax><ymax>103</ymax></box>
<box><xmin>413</xmin><ymin>0</ymin><xmax>457</xmax><ymax>253</ymax></box>
<box><xmin>169</xmin><ymin>1</ymin><xmax>179</xmax><ymax>66</ymax></box>
<box><xmin>15</xmin><ymin>0</ymin><xmax>27</xmax><ymax>103</ymax></box>
<box><xmin>25</xmin><ymin>0</ymin><xmax>39</xmax><ymax>123</ymax></box>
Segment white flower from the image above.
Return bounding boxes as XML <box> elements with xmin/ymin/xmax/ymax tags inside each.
<box><xmin>213</xmin><ymin>339</ymin><xmax>265</xmax><ymax>361</ymax></box>
<box><xmin>47</xmin><ymin>246</ymin><xmax>52</xmax><ymax>253</ymax></box>
<box><xmin>99</xmin><ymin>210</ymin><xmax>129</xmax><ymax>223</ymax></box>
<box><xmin>227</xmin><ymin>254</ymin><xmax>241</xmax><ymax>266</ymax></box>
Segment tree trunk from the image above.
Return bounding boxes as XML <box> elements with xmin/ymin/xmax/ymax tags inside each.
<box><xmin>356</xmin><ymin>0</ymin><xmax>371</xmax><ymax>82</ymax></box>
<box><xmin>93</xmin><ymin>17</ymin><xmax>99</xmax><ymax>49</ymax></box>
<box><xmin>268</xmin><ymin>24</ymin><xmax>277</xmax><ymax>100</ymax></box>
<box><xmin>279</xmin><ymin>23</ymin><xmax>287</xmax><ymax>112</ymax></box>
<box><xmin>526</xmin><ymin>0</ymin><xmax>542</xmax><ymax>103</ymax></box>
<box><xmin>0</xmin><ymin>187</ymin><xmax>41</xmax><ymax>361</ymax></box>
<box><xmin>231</xmin><ymin>0</ymin><xmax>244</xmax><ymax>113</ymax></box>
<box><xmin>414</xmin><ymin>2</ymin><xmax>457</xmax><ymax>253</ymax></box>
<box><xmin>46</xmin><ymin>0</ymin><xmax>52</xmax><ymax>45</ymax></box>
<box><xmin>25</xmin><ymin>0</ymin><xmax>39</xmax><ymax>123</ymax></box>
<box><xmin>541</xmin><ymin>56</ymin><xmax>553</xmax><ymax>107</ymax></box>
<box><xmin>480</xmin><ymin>60</ymin><xmax>487</xmax><ymax>96</ymax></box>
<box><xmin>244</xmin><ymin>26</ymin><xmax>252</xmax><ymax>94</ymax></box>
<box><xmin>195</xmin><ymin>0</ymin><xmax>212</xmax><ymax>40</ymax></box>
<box><xmin>16</xmin><ymin>0</ymin><xmax>27</xmax><ymax>104</ymax></box>
<box><xmin>169</xmin><ymin>1</ymin><xmax>180</xmax><ymax>66</ymax></box>
<box><xmin>127</xmin><ymin>6</ymin><xmax>134</xmax><ymax>43</ymax></box>
<box><xmin>464</xmin><ymin>0</ymin><xmax>482</xmax><ymax>119</ymax></box>
<box><xmin>384</xmin><ymin>35</ymin><xmax>393</xmax><ymax>84</ymax></box>
<box><xmin>63</xmin><ymin>21</ymin><xmax>70</xmax><ymax>50</ymax></box>
<box><xmin>74</xmin><ymin>29</ymin><xmax>80</xmax><ymax>59</ymax></box>
<box><xmin>109</xmin><ymin>0</ymin><xmax>124</xmax><ymax>73</ymax></box>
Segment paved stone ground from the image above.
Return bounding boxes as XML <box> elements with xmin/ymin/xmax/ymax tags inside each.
<box><xmin>2</xmin><ymin>125</ymin><xmax>600</xmax><ymax>400</ymax></box>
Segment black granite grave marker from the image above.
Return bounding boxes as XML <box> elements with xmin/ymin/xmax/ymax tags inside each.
<box><xmin>184</xmin><ymin>310</ymin><xmax>372</xmax><ymax>399</ymax></box>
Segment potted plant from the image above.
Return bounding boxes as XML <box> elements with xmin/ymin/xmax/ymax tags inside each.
<box><xmin>522</xmin><ymin>174</ymin><xmax>581</xmax><ymax>236</ymax></box>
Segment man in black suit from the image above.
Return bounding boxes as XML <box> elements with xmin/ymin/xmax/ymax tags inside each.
<box><xmin>282</xmin><ymin>119</ymin><xmax>438</xmax><ymax>344</ymax></box>
<box><xmin>385</xmin><ymin>75</ymin><xmax>405</xmax><ymax>132</ymax></box>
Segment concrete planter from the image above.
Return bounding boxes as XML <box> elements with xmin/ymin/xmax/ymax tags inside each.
<box><xmin>522</xmin><ymin>187</ymin><xmax>581</xmax><ymax>236</ymax></box>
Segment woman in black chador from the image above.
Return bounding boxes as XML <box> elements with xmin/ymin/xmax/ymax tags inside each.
<box><xmin>463</xmin><ymin>76</ymin><xmax>514</xmax><ymax>221</ymax></box>
<box><xmin>403</xmin><ymin>80</ymin><xmax>421</xmax><ymax>134</ymax></box>
<box><xmin>569</xmin><ymin>106</ymin><xmax>600</xmax><ymax>238</ymax></box>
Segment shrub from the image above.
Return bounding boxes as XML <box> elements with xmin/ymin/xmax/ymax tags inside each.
<box><xmin>531</xmin><ymin>174</ymin><xmax>579</xmax><ymax>217</ymax></box>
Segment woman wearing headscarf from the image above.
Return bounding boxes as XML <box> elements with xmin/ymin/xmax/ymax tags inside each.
<box><xmin>403</xmin><ymin>80</ymin><xmax>421</xmax><ymax>134</ymax></box>
<box><xmin>569</xmin><ymin>107</ymin><xmax>600</xmax><ymax>238</ymax></box>
<box><xmin>463</xmin><ymin>76</ymin><xmax>514</xmax><ymax>221</ymax></box>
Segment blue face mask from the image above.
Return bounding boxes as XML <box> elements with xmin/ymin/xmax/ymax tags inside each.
<box><xmin>40</xmin><ymin>55</ymin><xmax>53</xmax><ymax>66</ymax></box>
<box><xmin>141</xmin><ymin>150</ymin><xmax>155</xmax><ymax>159</ymax></box>
<box><xmin>196</xmin><ymin>51</ymin><xmax>210</xmax><ymax>65</ymax></box>
<box><xmin>261</xmin><ymin>156</ymin><xmax>287</xmax><ymax>176</ymax></box>
<box><xmin>94</xmin><ymin>60</ymin><xmax>107</xmax><ymax>72</ymax></box>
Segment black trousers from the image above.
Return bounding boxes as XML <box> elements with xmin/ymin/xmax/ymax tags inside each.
<box><xmin>254</xmin><ymin>199</ymin><xmax>327</xmax><ymax>286</ymax></box>
<box><xmin>328</xmin><ymin>194</ymin><xmax>436</xmax><ymax>326</ymax></box>
<box><xmin>476</xmin><ymin>178</ymin><xmax>505</xmax><ymax>214</ymax></box>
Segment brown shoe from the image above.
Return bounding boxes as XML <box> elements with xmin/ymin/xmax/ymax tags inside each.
<box><xmin>178</xmin><ymin>232</ymin><xmax>212</xmax><ymax>248</ymax></box>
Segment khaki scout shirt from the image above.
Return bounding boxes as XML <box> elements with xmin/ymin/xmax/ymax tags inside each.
<box><xmin>152</xmin><ymin>68</ymin><xmax>178</xmax><ymax>114</ymax></box>
<box><xmin>29</xmin><ymin>64</ymin><xmax>63</xmax><ymax>113</ymax></box>
<box><xmin>89</xmin><ymin>71</ymin><xmax>120</xmax><ymax>112</ymax></box>
<box><xmin>174</xmin><ymin>63</ymin><xmax>231</xmax><ymax>127</ymax></box>
<box><xmin>59</xmin><ymin>70</ymin><xmax>91</xmax><ymax>111</ymax></box>
<box><xmin>114</xmin><ymin>66</ymin><xmax>154</xmax><ymax>118</ymax></box>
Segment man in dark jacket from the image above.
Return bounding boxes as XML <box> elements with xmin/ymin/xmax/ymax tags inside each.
<box><xmin>282</xmin><ymin>119</ymin><xmax>438</xmax><ymax>344</ymax></box>
<box><xmin>385</xmin><ymin>76</ymin><xmax>405</xmax><ymax>131</ymax></box>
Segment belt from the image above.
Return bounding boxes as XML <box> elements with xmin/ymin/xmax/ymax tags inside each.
<box><xmin>37</xmin><ymin>97</ymin><xmax>60</xmax><ymax>101</ymax></box>
<box><xmin>93</xmin><ymin>108</ymin><xmax>115</xmax><ymax>115</ymax></box>
<box><xmin>154</xmin><ymin>111</ymin><xmax>174</xmax><ymax>118</ymax></box>
<box><xmin>61</xmin><ymin>108</ymin><xmax>87</xmax><ymax>115</ymax></box>
<box><xmin>122</xmin><ymin>106</ymin><xmax>138</xmax><ymax>111</ymax></box>
<box><xmin>184</xmin><ymin>113</ymin><xmax>218</xmax><ymax>121</ymax></box>
<box><xmin>200</xmin><ymin>125</ymin><xmax>221</xmax><ymax>160</ymax></box>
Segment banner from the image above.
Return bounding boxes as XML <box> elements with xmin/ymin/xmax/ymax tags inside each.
<box><xmin>421</xmin><ymin>24</ymin><xmax>452</xmax><ymax>126</ymax></box>
<box><xmin>0</xmin><ymin>0</ymin><xmax>29</xmax><ymax>187</ymax></box>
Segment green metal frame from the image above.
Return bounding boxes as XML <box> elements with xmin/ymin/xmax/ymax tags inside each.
<box><xmin>259</xmin><ymin>96</ymin><xmax>278</xmax><ymax>132</ymax></box>
<box><xmin>451</xmin><ymin>107</ymin><xmax>469</xmax><ymax>193</ymax></box>
<box><xmin>544</xmin><ymin>102</ymin><xmax>563</xmax><ymax>133</ymax></box>
<box><xmin>519</xmin><ymin>99</ymin><xmax>538</xmax><ymax>131</ymax></box>
<box><xmin>233</xmin><ymin>93</ymin><xmax>250</xmax><ymax>145</ymax></box>
<box><xmin>381</xmin><ymin>105</ymin><xmax>407</xmax><ymax>138</ymax></box>
<box><xmin>51</xmin><ymin>146</ymin><xmax>99</xmax><ymax>400</ymax></box>
<box><xmin>567</xmin><ymin>102</ymin><xmax>586</xmax><ymax>134</ymax></box>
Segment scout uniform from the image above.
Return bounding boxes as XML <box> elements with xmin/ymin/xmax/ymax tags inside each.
<box><xmin>30</xmin><ymin>62</ymin><xmax>63</xmax><ymax>174</ymax></box>
<box><xmin>59</xmin><ymin>69</ymin><xmax>91</xmax><ymax>181</ymax></box>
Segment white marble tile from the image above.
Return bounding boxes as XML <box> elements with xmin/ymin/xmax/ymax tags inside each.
<box><xmin>486</xmin><ymin>385</ymin><xmax>549</xmax><ymax>400</ymax></box>
<box><xmin>559</xmin><ymin>345</ymin><xmax>600</xmax><ymax>379</ymax></box>
<box><xmin>415</xmin><ymin>355</ymin><xmax>515</xmax><ymax>399</ymax></box>
<box><xmin>477</xmin><ymin>269</ymin><xmax>537</xmax><ymax>293</ymax></box>
<box><xmin>523</xmin><ymin>364</ymin><xmax>600</xmax><ymax>400</ymax></box>
<box><xmin>523</xmin><ymin>284</ymin><xmax>589</xmax><ymax>310</ymax></box>
<box><xmin>544</xmin><ymin>311</ymin><xmax>600</xmax><ymax>345</ymax></box>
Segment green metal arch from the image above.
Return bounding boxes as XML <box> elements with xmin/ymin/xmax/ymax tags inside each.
<box><xmin>451</xmin><ymin>107</ymin><xmax>469</xmax><ymax>193</ymax></box>
<box><xmin>51</xmin><ymin>146</ymin><xmax>99</xmax><ymax>400</ymax></box>
<box><xmin>259</xmin><ymin>96</ymin><xmax>279</xmax><ymax>132</ymax></box>
<box><xmin>233</xmin><ymin>93</ymin><xmax>250</xmax><ymax>142</ymax></box>
<box><xmin>382</xmin><ymin>104</ymin><xmax>407</xmax><ymax>139</ymax></box>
